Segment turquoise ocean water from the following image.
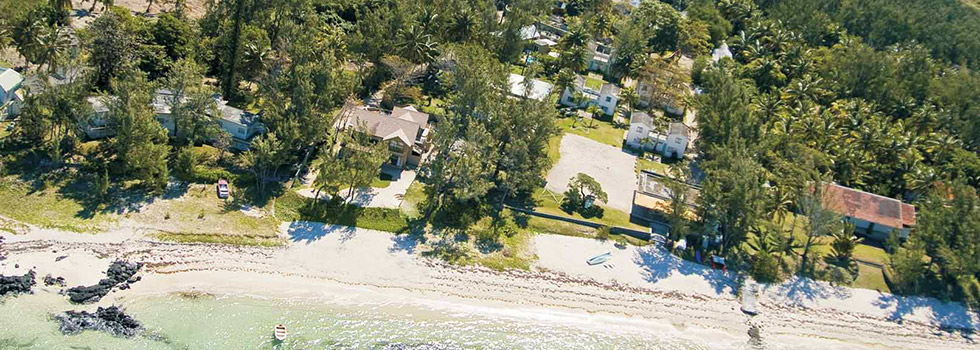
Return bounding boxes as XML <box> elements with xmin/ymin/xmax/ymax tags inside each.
<box><xmin>0</xmin><ymin>291</ymin><xmax>709</xmax><ymax>350</ymax></box>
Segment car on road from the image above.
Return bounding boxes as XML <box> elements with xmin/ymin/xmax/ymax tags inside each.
<box><xmin>217</xmin><ymin>179</ymin><xmax>230</xmax><ymax>199</ymax></box>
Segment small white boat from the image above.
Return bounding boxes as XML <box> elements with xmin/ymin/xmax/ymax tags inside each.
<box><xmin>587</xmin><ymin>252</ymin><xmax>612</xmax><ymax>266</ymax></box>
<box><xmin>274</xmin><ymin>324</ymin><xmax>288</xmax><ymax>341</ymax></box>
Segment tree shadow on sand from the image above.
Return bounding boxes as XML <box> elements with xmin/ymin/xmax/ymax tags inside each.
<box><xmin>873</xmin><ymin>293</ymin><xmax>980</xmax><ymax>332</ymax></box>
<box><xmin>633</xmin><ymin>247</ymin><xmax>737</xmax><ymax>295</ymax></box>
<box><xmin>284</xmin><ymin>221</ymin><xmax>357</xmax><ymax>244</ymax></box>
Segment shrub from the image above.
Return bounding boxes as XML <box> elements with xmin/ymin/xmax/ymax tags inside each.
<box><xmin>595</xmin><ymin>225</ymin><xmax>611</xmax><ymax>241</ymax></box>
<box><xmin>190</xmin><ymin>167</ymin><xmax>235</xmax><ymax>184</ymax></box>
<box><xmin>750</xmin><ymin>251</ymin><xmax>781</xmax><ymax>283</ymax></box>
<box><xmin>174</xmin><ymin>147</ymin><xmax>199</xmax><ymax>182</ymax></box>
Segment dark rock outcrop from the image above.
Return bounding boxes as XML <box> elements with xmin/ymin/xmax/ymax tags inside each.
<box><xmin>0</xmin><ymin>270</ymin><xmax>36</xmax><ymax>296</ymax></box>
<box><xmin>44</xmin><ymin>274</ymin><xmax>66</xmax><ymax>287</ymax></box>
<box><xmin>67</xmin><ymin>261</ymin><xmax>142</xmax><ymax>304</ymax></box>
<box><xmin>56</xmin><ymin>306</ymin><xmax>143</xmax><ymax>338</ymax></box>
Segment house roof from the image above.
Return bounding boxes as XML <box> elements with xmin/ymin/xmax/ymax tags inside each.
<box><xmin>391</xmin><ymin>106</ymin><xmax>430</xmax><ymax>126</ymax></box>
<box><xmin>520</xmin><ymin>25</ymin><xmax>539</xmax><ymax>40</ymax></box>
<box><xmin>508</xmin><ymin>73</ymin><xmax>554</xmax><ymax>101</ymax></box>
<box><xmin>533</xmin><ymin>38</ymin><xmax>557</xmax><ymax>47</ymax></box>
<box><xmin>636</xmin><ymin>171</ymin><xmax>699</xmax><ymax>207</ymax></box>
<box><xmin>668</xmin><ymin>122</ymin><xmax>689</xmax><ymax>137</ymax></box>
<box><xmin>347</xmin><ymin>107</ymin><xmax>425</xmax><ymax>146</ymax></box>
<box><xmin>599</xmin><ymin>83</ymin><xmax>620</xmax><ymax>97</ymax></box>
<box><xmin>630</xmin><ymin>111</ymin><xmax>654</xmax><ymax>128</ymax></box>
<box><xmin>88</xmin><ymin>96</ymin><xmax>110</xmax><ymax>114</ymax></box>
<box><xmin>821</xmin><ymin>183</ymin><xmax>917</xmax><ymax>229</ymax></box>
<box><xmin>0</xmin><ymin>68</ymin><xmax>24</xmax><ymax>93</ymax></box>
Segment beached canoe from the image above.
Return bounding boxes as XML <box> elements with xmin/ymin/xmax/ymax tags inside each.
<box><xmin>586</xmin><ymin>252</ymin><xmax>612</xmax><ymax>266</ymax></box>
<box><xmin>274</xmin><ymin>324</ymin><xmax>288</xmax><ymax>341</ymax></box>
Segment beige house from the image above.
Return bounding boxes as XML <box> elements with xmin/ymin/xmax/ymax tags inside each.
<box><xmin>345</xmin><ymin>106</ymin><xmax>431</xmax><ymax>168</ymax></box>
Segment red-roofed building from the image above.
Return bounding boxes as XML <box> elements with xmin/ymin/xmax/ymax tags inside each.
<box><xmin>821</xmin><ymin>183</ymin><xmax>916</xmax><ymax>241</ymax></box>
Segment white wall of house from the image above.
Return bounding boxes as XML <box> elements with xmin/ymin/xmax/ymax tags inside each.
<box><xmin>626</xmin><ymin>123</ymin><xmax>648</xmax><ymax>150</ymax></box>
<box><xmin>664</xmin><ymin>133</ymin><xmax>688</xmax><ymax>158</ymax></box>
<box><xmin>846</xmin><ymin>217</ymin><xmax>910</xmax><ymax>241</ymax></box>
<box><xmin>597</xmin><ymin>92</ymin><xmax>617</xmax><ymax>116</ymax></box>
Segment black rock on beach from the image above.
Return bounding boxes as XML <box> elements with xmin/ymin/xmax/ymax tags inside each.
<box><xmin>56</xmin><ymin>306</ymin><xmax>143</xmax><ymax>338</ymax></box>
<box><xmin>0</xmin><ymin>270</ymin><xmax>36</xmax><ymax>296</ymax></box>
<box><xmin>67</xmin><ymin>261</ymin><xmax>142</xmax><ymax>304</ymax></box>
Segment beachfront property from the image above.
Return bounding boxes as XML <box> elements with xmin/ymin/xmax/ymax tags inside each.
<box><xmin>625</xmin><ymin>111</ymin><xmax>690</xmax><ymax>158</ymax></box>
<box><xmin>150</xmin><ymin>90</ymin><xmax>266</xmax><ymax>150</ymax></box>
<box><xmin>631</xmin><ymin>169</ymin><xmax>700</xmax><ymax>225</ymax></box>
<box><xmin>344</xmin><ymin>106</ymin><xmax>431</xmax><ymax>168</ymax></box>
<box><xmin>0</xmin><ymin>67</ymin><xmax>25</xmax><ymax>120</ymax></box>
<box><xmin>81</xmin><ymin>90</ymin><xmax>266</xmax><ymax>150</ymax></box>
<box><xmin>821</xmin><ymin>183</ymin><xmax>917</xmax><ymax>241</ymax></box>
<box><xmin>560</xmin><ymin>75</ymin><xmax>620</xmax><ymax>116</ymax></box>
<box><xmin>508</xmin><ymin>73</ymin><xmax>555</xmax><ymax>102</ymax></box>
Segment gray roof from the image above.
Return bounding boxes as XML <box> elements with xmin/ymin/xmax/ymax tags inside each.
<box><xmin>509</xmin><ymin>73</ymin><xmax>554</xmax><ymax>101</ymax></box>
<box><xmin>88</xmin><ymin>96</ymin><xmax>110</xmax><ymax>114</ymax></box>
<box><xmin>669</xmin><ymin>122</ymin><xmax>690</xmax><ymax>137</ymax></box>
<box><xmin>347</xmin><ymin>107</ymin><xmax>428</xmax><ymax>146</ymax></box>
<box><xmin>629</xmin><ymin>111</ymin><xmax>654</xmax><ymax>128</ymax></box>
<box><xmin>153</xmin><ymin>89</ymin><xmax>258</xmax><ymax>126</ymax></box>
<box><xmin>711</xmin><ymin>42</ymin><xmax>733</xmax><ymax>63</ymax></box>
<box><xmin>0</xmin><ymin>68</ymin><xmax>24</xmax><ymax>93</ymax></box>
<box><xmin>599</xmin><ymin>83</ymin><xmax>620</xmax><ymax>97</ymax></box>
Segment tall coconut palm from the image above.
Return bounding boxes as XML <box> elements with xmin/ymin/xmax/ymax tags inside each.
<box><xmin>37</xmin><ymin>26</ymin><xmax>72</xmax><ymax>74</ymax></box>
<box><xmin>620</xmin><ymin>86</ymin><xmax>639</xmax><ymax>117</ymax></box>
<box><xmin>396</xmin><ymin>24</ymin><xmax>438</xmax><ymax>65</ymax></box>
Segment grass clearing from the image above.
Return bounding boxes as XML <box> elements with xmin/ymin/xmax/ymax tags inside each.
<box><xmin>371</xmin><ymin>173</ymin><xmax>393</xmax><ymax>189</ymax></box>
<box><xmin>153</xmin><ymin>232</ymin><xmax>285</xmax><ymax>247</ymax></box>
<box><xmin>131</xmin><ymin>183</ymin><xmax>280</xmax><ymax>237</ymax></box>
<box><xmin>400</xmin><ymin>181</ymin><xmax>426</xmax><ymax>218</ymax></box>
<box><xmin>276</xmin><ymin>191</ymin><xmax>411</xmax><ymax>233</ymax></box>
<box><xmin>854</xmin><ymin>263</ymin><xmax>890</xmax><ymax>293</ymax></box>
<box><xmin>636</xmin><ymin>157</ymin><xmax>668</xmax><ymax>176</ymax></box>
<box><xmin>0</xmin><ymin>175</ymin><xmax>116</xmax><ymax>232</ymax></box>
<box><xmin>556</xmin><ymin>117</ymin><xmax>625</xmax><ymax>148</ymax></box>
<box><xmin>531</xmin><ymin>190</ymin><xmax>647</xmax><ymax>231</ymax></box>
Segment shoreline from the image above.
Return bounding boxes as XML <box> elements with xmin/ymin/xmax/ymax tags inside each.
<box><xmin>1</xmin><ymin>220</ymin><xmax>977</xmax><ymax>349</ymax></box>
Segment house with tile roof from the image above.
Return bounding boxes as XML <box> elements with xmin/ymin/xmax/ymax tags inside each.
<box><xmin>821</xmin><ymin>183</ymin><xmax>917</xmax><ymax>241</ymax></box>
<box><xmin>344</xmin><ymin>106</ymin><xmax>431</xmax><ymax>168</ymax></box>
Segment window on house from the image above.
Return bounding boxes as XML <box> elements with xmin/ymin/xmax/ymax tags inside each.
<box><xmin>388</xmin><ymin>141</ymin><xmax>404</xmax><ymax>153</ymax></box>
<box><xmin>605</xmin><ymin>96</ymin><xmax>612</xmax><ymax>102</ymax></box>
<box><xmin>674</xmin><ymin>138</ymin><xmax>682</xmax><ymax>144</ymax></box>
<box><xmin>238</xmin><ymin>127</ymin><xmax>245</xmax><ymax>135</ymax></box>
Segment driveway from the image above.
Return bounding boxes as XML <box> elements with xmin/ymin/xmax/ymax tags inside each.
<box><xmin>545</xmin><ymin>134</ymin><xmax>638</xmax><ymax>213</ymax></box>
<box><xmin>297</xmin><ymin>166</ymin><xmax>417</xmax><ymax>209</ymax></box>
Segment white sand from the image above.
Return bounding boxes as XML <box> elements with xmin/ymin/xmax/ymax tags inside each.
<box><xmin>2</xmin><ymin>220</ymin><xmax>977</xmax><ymax>349</ymax></box>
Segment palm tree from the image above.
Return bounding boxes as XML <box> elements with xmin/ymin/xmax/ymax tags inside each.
<box><xmin>585</xmin><ymin>104</ymin><xmax>600</xmax><ymax>128</ymax></box>
<box><xmin>449</xmin><ymin>9</ymin><xmax>476</xmax><ymax>43</ymax></box>
<box><xmin>620</xmin><ymin>86</ymin><xmax>639</xmax><ymax>117</ymax></box>
<box><xmin>396</xmin><ymin>24</ymin><xmax>438</xmax><ymax>65</ymax></box>
<box><xmin>90</xmin><ymin>0</ymin><xmax>114</xmax><ymax>13</ymax></box>
<box><xmin>37</xmin><ymin>26</ymin><xmax>72</xmax><ymax>74</ymax></box>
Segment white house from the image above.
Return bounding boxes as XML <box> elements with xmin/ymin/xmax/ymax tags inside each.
<box><xmin>625</xmin><ymin>111</ymin><xmax>689</xmax><ymax>158</ymax></box>
<box><xmin>0</xmin><ymin>68</ymin><xmax>25</xmax><ymax>119</ymax></box>
<box><xmin>587</xmin><ymin>41</ymin><xmax>613</xmax><ymax>74</ymax></box>
<box><xmin>82</xmin><ymin>90</ymin><xmax>265</xmax><ymax>150</ymax></box>
<box><xmin>560</xmin><ymin>75</ymin><xmax>620</xmax><ymax>116</ymax></box>
<box><xmin>508</xmin><ymin>73</ymin><xmax>554</xmax><ymax>101</ymax></box>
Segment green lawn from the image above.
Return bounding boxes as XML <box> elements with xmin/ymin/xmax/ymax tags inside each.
<box><xmin>636</xmin><ymin>157</ymin><xmax>668</xmax><ymax>176</ymax></box>
<box><xmin>854</xmin><ymin>263</ymin><xmax>890</xmax><ymax>293</ymax></box>
<box><xmin>0</xmin><ymin>175</ymin><xmax>116</xmax><ymax>233</ymax></box>
<box><xmin>130</xmin><ymin>183</ymin><xmax>281</xmax><ymax>237</ymax></box>
<box><xmin>556</xmin><ymin>117</ymin><xmax>626</xmax><ymax>148</ymax></box>
<box><xmin>400</xmin><ymin>181</ymin><xmax>426</xmax><ymax>218</ymax></box>
<box><xmin>276</xmin><ymin>191</ymin><xmax>411</xmax><ymax>233</ymax></box>
<box><xmin>371</xmin><ymin>173</ymin><xmax>393</xmax><ymax>189</ymax></box>
<box><xmin>585</xmin><ymin>74</ymin><xmax>604</xmax><ymax>91</ymax></box>
<box><xmin>530</xmin><ymin>190</ymin><xmax>648</xmax><ymax>232</ymax></box>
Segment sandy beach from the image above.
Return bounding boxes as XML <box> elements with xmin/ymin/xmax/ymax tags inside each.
<box><xmin>1</xmin><ymin>219</ymin><xmax>977</xmax><ymax>349</ymax></box>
